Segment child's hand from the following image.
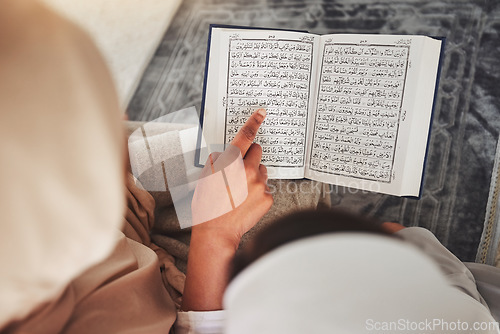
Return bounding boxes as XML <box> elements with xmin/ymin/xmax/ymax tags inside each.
<box><xmin>183</xmin><ymin>109</ymin><xmax>273</xmax><ymax>311</ymax></box>
<box><xmin>193</xmin><ymin>109</ymin><xmax>273</xmax><ymax>249</ymax></box>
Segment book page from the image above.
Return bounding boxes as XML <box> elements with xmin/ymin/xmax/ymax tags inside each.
<box><xmin>201</xmin><ymin>27</ymin><xmax>320</xmax><ymax>179</ymax></box>
<box><xmin>305</xmin><ymin>34</ymin><xmax>442</xmax><ymax>196</ymax></box>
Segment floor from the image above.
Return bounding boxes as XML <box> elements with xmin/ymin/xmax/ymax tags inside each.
<box><xmin>41</xmin><ymin>0</ymin><xmax>182</xmax><ymax>106</ymax></box>
<box><xmin>127</xmin><ymin>0</ymin><xmax>500</xmax><ymax>262</ymax></box>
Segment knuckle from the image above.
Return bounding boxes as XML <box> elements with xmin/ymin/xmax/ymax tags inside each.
<box><xmin>266</xmin><ymin>193</ymin><xmax>274</xmax><ymax>206</ymax></box>
<box><xmin>241</xmin><ymin>125</ymin><xmax>256</xmax><ymax>141</ymax></box>
<box><xmin>251</xmin><ymin>114</ymin><xmax>264</xmax><ymax>127</ymax></box>
<box><xmin>255</xmin><ymin>180</ymin><xmax>266</xmax><ymax>191</ymax></box>
<box><xmin>252</xmin><ymin>142</ymin><xmax>262</xmax><ymax>153</ymax></box>
<box><xmin>256</xmin><ymin>180</ymin><xmax>269</xmax><ymax>194</ymax></box>
<box><xmin>244</xmin><ymin>164</ymin><xmax>258</xmax><ymax>178</ymax></box>
<box><xmin>263</xmin><ymin>192</ymin><xmax>274</xmax><ymax>208</ymax></box>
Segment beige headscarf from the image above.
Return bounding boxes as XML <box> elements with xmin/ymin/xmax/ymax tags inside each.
<box><xmin>0</xmin><ymin>0</ymin><xmax>124</xmax><ymax>327</ymax></box>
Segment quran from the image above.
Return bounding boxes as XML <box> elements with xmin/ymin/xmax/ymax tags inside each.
<box><xmin>198</xmin><ymin>25</ymin><xmax>444</xmax><ymax>197</ymax></box>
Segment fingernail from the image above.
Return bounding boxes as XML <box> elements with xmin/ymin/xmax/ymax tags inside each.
<box><xmin>257</xmin><ymin>108</ymin><xmax>266</xmax><ymax>117</ymax></box>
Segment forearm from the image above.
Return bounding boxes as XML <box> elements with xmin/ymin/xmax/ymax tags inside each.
<box><xmin>181</xmin><ymin>230</ymin><xmax>237</xmax><ymax>311</ymax></box>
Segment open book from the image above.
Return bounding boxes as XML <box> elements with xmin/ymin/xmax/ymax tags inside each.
<box><xmin>199</xmin><ymin>25</ymin><xmax>444</xmax><ymax>197</ymax></box>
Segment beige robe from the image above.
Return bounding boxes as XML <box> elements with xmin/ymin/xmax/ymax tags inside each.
<box><xmin>4</xmin><ymin>176</ymin><xmax>179</xmax><ymax>333</ymax></box>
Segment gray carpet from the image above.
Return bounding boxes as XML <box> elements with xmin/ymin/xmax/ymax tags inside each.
<box><xmin>127</xmin><ymin>0</ymin><xmax>500</xmax><ymax>262</ymax></box>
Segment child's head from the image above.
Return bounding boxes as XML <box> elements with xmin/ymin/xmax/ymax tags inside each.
<box><xmin>231</xmin><ymin>208</ymin><xmax>392</xmax><ymax>280</ymax></box>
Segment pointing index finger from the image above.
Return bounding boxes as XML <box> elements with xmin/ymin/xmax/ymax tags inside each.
<box><xmin>231</xmin><ymin>108</ymin><xmax>266</xmax><ymax>156</ymax></box>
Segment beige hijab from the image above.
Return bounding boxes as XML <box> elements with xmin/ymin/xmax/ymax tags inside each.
<box><xmin>0</xmin><ymin>0</ymin><xmax>125</xmax><ymax>327</ymax></box>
